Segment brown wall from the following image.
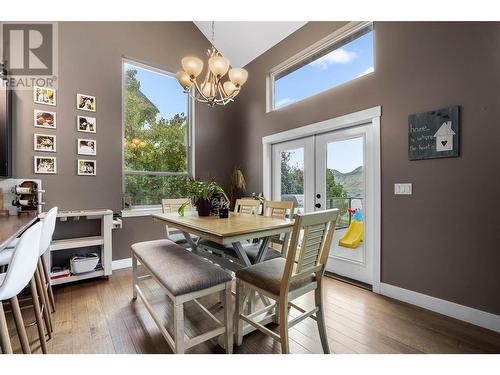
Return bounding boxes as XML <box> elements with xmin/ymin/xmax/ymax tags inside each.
<box><xmin>228</xmin><ymin>22</ymin><xmax>500</xmax><ymax>315</ymax></box>
<box><xmin>10</xmin><ymin>22</ymin><xmax>233</xmax><ymax>260</ymax></box>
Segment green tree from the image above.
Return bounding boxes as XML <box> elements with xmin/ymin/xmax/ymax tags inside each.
<box><xmin>326</xmin><ymin>169</ymin><xmax>347</xmax><ymax>198</ymax></box>
<box><xmin>123</xmin><ymin>68</ymin><xmax>190</xmax><ymax>205</ymax></box>
<box><xmin>280</xmin><ymin>151</ymin><xmax>304</xmax><ymax>195</ymax></box>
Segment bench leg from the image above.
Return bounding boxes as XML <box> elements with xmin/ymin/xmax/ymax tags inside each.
<box><xmin>132</xmin><ymin>254</ymin><xmax>138</xmax><ymax>300</ymax></box>
<box><xmin>235</xmin><ymin>279</ymin><xmax>247</xmax><ymax>346</ymax></box>
<box><xmin>174</xmin><ymin>303</ymin><xmax>185</xmax><ymax>354</ymax></box>
<box><xmin>223</xmin><ymin>282</ymin><xmax>233</xmax><ymax>354</ymax></box>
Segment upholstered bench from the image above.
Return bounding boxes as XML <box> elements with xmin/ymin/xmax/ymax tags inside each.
<box><xmin>131</xmin><ymin>239</ymin><xmax>233</xmax><ymax>354</ymax></box>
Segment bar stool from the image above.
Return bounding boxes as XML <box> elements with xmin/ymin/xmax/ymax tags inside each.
<box><xmin>0</xmin><ymin>223</ymin><xmax>43</xmax><ymax>354</ymax></box>
<box><xmin>0</xmin><ymin>207</ymin><xmax>58</xmax><ymax>342</ymax></box>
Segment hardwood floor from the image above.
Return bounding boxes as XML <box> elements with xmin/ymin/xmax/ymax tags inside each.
<box><xmin>4</xmin><ymin>268</ymin><xmax>500</xmax><ymax>354</ymax></box>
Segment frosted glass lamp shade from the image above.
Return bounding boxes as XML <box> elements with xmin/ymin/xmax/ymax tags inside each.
<box><xmin>201</xmin><ymin>82</ymin><xmax>213</xmax><ymax>98</ymax></box>
<box><xmin>182</xmin><ymin>56</ymin><xmax>204</xmax><ymax>78</ymax></box>
<box><xmin>208</xmin><ymin>55</ymin><xmax>230</xmax><ymax>77</ymax></box>
<box><xmin>223</xmin><ymin>81</ymin><xmax>237</xmax><ymax>96</ymax></box>
<box><xmin>176</xmin><ymin>71</ymin><xmax>193</xmax><ymax>90</ymax></box>
<box><xmin>229</xmin><ymin>68</ymin><xmax>248</xmax><ymax>86</ymax></box>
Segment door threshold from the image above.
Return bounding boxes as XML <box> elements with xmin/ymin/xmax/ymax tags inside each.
<box><xmin>324</xmin><ymin>271</ymin><xmax>372</xmax><ymax>291</ymax></box>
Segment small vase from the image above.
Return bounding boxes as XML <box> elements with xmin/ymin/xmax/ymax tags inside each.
<box><xmin>196</xmin><ymin>199</ymin><xmax>211</xmax><ymax>216</ymax></box>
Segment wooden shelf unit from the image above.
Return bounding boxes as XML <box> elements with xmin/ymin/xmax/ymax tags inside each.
<box><xmin>42</xmin><ymin>209</ymin><xmax>114</xmax><ymax>286</ymax></box>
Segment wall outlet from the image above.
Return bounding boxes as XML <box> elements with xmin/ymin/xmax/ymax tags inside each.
<box><xmin>394</xmin><ymin>183</ymin><xmax>412</xmax><ymax>195</ymax></box>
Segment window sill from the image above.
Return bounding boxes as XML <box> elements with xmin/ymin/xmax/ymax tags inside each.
<box><xmin>121</xmin><ymin>207</ymin><xmax>162</xmax><ymax>218</ymax></box>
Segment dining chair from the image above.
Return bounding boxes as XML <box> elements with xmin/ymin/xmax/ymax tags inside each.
<box><xmin>161</xmin><ymin>198</ymin><xmax>195</xmax><ymax>246</ymax></box>
<box><xmin>234</xmin><ymin>208</ymin><xmax>339</xmax><ymax>354</ymax></box>
<box><xmin>0</xmin><ymin>223</ymin><xmax>43</xmax><ymax>354</ymax></box>
<box><xmin>262</xmin><ymin>200</ymin><xmax>294</xmax><ymax>254</ymax></box>
<box><xmin>234</xmin><ymin>198</ymin><xmax>260</xmax><ymax>215</ymax></box>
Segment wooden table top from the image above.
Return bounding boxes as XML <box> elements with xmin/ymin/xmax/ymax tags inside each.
<box><xmin>0</xmin><ymin>212</ymin><xmax>38</xmax><ymax>251</ymax></box>
<box><xmin>153</xmin><ymin>212</ymin><xmax>293</xmax><ymax>245</ymax></box>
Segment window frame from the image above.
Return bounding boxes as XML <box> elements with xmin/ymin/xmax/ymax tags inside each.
<box><xmin>121</xmin><ymin>57</ymin><xmax>195</xmax><ymax>210</ymax></box>
<box><xmin>267</xmin><ymin>21</ymin><xmax>374</xmax><ymax>112</ymax></box>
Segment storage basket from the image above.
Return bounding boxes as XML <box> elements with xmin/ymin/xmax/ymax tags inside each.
<box><xmin>70</xmin><ymin>253</ymin><xmax>100</xmax><ymax>274</ymax></box>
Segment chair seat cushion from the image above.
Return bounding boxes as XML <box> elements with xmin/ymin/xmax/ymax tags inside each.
<box><xmin>0</xmin><ymin>248</ymin><xmax>14</xmax><ymax>267</ymax></box>
<box><xmin>235</xmin><ymin>258</ymin><xmax>315</xmax><ymax>296</ymax></box>
<box><xmin>198</xmin><ymin>239</ymin><xmax>282</xmax><ymax>263</ymax></box>
<box><xmin>131</xmin><ymin>239</ymin><xmax>232</xmax><ymax>296</ymax></box>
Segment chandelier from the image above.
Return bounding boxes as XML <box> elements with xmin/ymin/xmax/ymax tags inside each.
<box><xmin>176</xmin><ymin>22</ymin><xmax>248</xmax><ymax>106</ymax></box>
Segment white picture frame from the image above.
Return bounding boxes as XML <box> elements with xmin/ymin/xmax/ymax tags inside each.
<box><xmin>77</xmin><ymin>115</ymin><xmax>96</xmax><ymax>133</ymax></box>
<box><xmin>34</xmin><ymin>110</ymin><xmax>57</xmax><ymax>129</ymax></box>
<box><xmin>77</xmin><ymin>138</ymin><xmax>97</xmax><ymax>156</ymax></box>
<box><xmin>33</xmin><ymin>86</ymin><xmax>56</xmax><ymax>106</ymax></box>
<box><xmin>77</xmin><ymin>159</ymin><xmax>96</xmax><ymax>176</ymax></box>
<box><xmin>34</xmin><ymin>156</ymin><xmax>57</xmax><ymax>174</ymax></box>
<box><xmin>34</xmin><ymin>134</ymin><xmax>57</xmax><ymax>153</ymax></box>
<box><xmin>77</xmin><ymin>93</ymin><xmax>96</xmax><ymax>112</ymax></box>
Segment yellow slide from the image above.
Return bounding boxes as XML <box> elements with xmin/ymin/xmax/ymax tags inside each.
<box><xmin>338</xmin><ymin>221</ymin><xmax>363</xmax><ymax>249</ymax></box>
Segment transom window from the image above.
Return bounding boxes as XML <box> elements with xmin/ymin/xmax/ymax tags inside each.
<box><xmin>271</xmin><ymin>22</ymin><xmax>374</xmax><ymax>110</ymax></box>
<box><xmin>122</xmin><ymin>59</ymin><xmax>193</xmax><ymax>207</ymax></box>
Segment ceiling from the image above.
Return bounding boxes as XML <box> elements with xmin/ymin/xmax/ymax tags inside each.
<box><xmin>194</xmin><ymin>21</ymin><xmax>307</xmax><ymax>68</ymax></box>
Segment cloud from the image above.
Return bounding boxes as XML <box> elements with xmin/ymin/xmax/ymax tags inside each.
<box><xmin>275</xmin><ymin>97</ymin><xmax>295</xmax><ymax>109</ymax></box>
<box><xmin>356</xmin><ymin>66</ymin><xmax>374</xmax><ymax>78</ymax></box>
<box><xmin>310</xmin><ymin>48</ymin><xmax>358</xmax><ymax>69</ymax></box>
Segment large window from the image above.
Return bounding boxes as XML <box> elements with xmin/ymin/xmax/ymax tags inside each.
<box><xmin>272</xmin><ymin>23</ymin><xmax>373</xmax><ymax>110</ymax></box>
<box><xmin>123</xmin><ymin>59</ymin><xmax>192</xmax><ymax>207</ymax></box>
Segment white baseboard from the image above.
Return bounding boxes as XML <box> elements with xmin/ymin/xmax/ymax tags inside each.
<box><xmin>112</xmin><ymin>257</ymin><xmax>132</xmax><ymax>270</ymax></box>
<box><xmin>380</xmin><ymin>282</ymin><xmax>500</xmax><ymax>333</ymax></box>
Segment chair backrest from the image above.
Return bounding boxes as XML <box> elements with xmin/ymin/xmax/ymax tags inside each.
<box><xmin>0</xmin><ymin>222</ymin><xmax>42</xmax><ymax>300</ymax></box>
<box><xmin>39</xmin><ymin>206</ymin><xmax>58</xmax><ymax>256</ymax></box>
<box><xmin>161</xmin><ymin>198</ymin><xmax>192</xmax><ymax>214</ymax></box>
<box><xmin>281</xmin><ymin>209</ymin><xmax>339</xmax><ymax>295</ymax></box>
<box><xmin>234</xmin><ymin>199</ymin><xmax>260</xmax><ymax>215</ymax></box>
<box><xmin>263</xmin><ymin>200</ymin><xmax>294</xmax><ymax>219</ymax></box>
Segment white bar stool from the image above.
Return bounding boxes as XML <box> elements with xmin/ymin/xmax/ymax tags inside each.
<box><xmin>0</xmin><ymin>222</ymin><xmax>43</xmax><ymax>354</ymax></box>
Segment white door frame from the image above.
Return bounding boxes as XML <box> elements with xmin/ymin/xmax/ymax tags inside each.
<box><xmin>262</xmin><ymin>106</ymin><xmax>381</xmax><ymax>293</ymax></box>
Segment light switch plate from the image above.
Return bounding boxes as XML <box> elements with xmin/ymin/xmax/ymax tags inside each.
<box><xmin>394</xmin><ymin>183</ymin><xmax>412</xmax><ymax>195</ymax></box>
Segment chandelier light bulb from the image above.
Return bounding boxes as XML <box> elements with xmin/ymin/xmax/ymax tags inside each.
<box><xmin>176</xmin><ymin>71</ymin><xmax>193</xmax><ymax>90</ymax></box>
<box><xmin>181</xmin><ymin>56</ymin><xmax>204</xmax><ymax>78</ymax></box>
<box><xmin>208</xmin><ymin>55</ymin><xmax>230</xmax><ymax>77</ymax></box>
<box><xmin>223</xmin><ymin>81</ymin><xmax>237</xmax><ymax>96</ymax></box>
<box><xmin>228</xmin><ymin>68</ymin><xmax>248</xmax><ymax>86</ymax></box>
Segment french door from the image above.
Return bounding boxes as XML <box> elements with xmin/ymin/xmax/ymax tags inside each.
<box><xmin>271</xmin><ymin>123</ymin><xmax>377</xmax><ymax>285</ymax></box>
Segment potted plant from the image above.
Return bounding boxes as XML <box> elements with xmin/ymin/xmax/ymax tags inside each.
<box><xmin>179</xmin><ymin>179</ymin><xmax>228</xmax><ymax>217</ymax></box>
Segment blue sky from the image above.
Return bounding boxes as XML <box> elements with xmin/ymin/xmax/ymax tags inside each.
<box><xmin>125</xmin><ymin>62</ymin><xmax>187</xmax><ymax>121</ymax></box>
<box><xmin>275</xmin><ymin>31</ymin><xmax>374</xmax><ymax>109</ymax></box>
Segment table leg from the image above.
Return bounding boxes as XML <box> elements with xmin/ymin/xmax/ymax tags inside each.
<box><xmin>254</xmin><ymin>236</ymin><xmax>271</xmax><ymax>263</ymax></box>
<box><xmin>231</xmin><ymin>242</ymin><xmax>252</xmax><ymax>266</ymax></box>
<box><xmin>182</xmin><ymin>231</ymin><xmax>198</xmax><ymax>253</ymax></box>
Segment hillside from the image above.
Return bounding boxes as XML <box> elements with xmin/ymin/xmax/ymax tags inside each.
<box><xmin>331</xmin><ymin>166</ymin><xmax>363</xmax><ymax>197</ymax></box>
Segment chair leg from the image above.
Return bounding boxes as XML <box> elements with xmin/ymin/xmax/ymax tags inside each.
<box><xmin>278</xmin><ymin>298</ymin><xmax>290</xmax><ymax>354</ymax></box>
<box><xmin>41</xmin><ymin>256</ymin><xmax>56</xmax><ymax>313</ymax></box>
<box><xmin>0</xmin><ymin>302</ymin><xmax>13</xmax><ymax>354</ymax></box>
<box><xmin>234</xmin><ymin>280</ymin><xmax>247</xmax><ymax>346</ymax></box>
<box><xmin>132</xmin><ymin>254</ymin><xmax>138</xmax><ymax>300</ymax></box>
<box><xmin>223</xmin><ymin>282</ymin><xmax>233</xmax><ymax>354</ymax></box>
<box><xmin>38</xmin><ymin>260</ymin><xmax>53</xmax><ymax>333</ymax></box>
<box><xmin>10</xmin><ymin>296</ymin><xmax>31</xmax><ymax>354</ymax></box>
<box><xmin>315</xmin><ymin>282</ymin><xmax>330</xmax><ymax>354</ymax></box>
<box><xmin>173</xmin><ymin>303</ymin><xmax>184</xmax><ymax>354</ymax></box>
<box><xmin>30</xmin><ymin>277</ymin><xmax>47</xmax><ymax>354</ymax></box>
<box><xmin>35</xmin><ymin>266</ymin><xmax>52</xmax><ymax>338</ymax></box>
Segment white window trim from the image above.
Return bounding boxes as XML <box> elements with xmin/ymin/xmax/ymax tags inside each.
<box><xmin>266</xmin><ymin>21</ymin><xmax>374</xmax><ymax>113</ymax></box>
<box><xmin>121</xmin><ymin>57</ymin><xmax>195</xmax><ymax>216</ymax></box>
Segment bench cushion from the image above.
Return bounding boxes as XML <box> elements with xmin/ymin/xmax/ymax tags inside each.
<box><xmin>235</xmin><ymin>258</ymin><xmax>315</xmax><ymax>296</ymax></box>
<box><xmin>131</xmin><ymin>239</ymin><xmax>232</xmax><ymax>296</ymax></box>
<box><xmin>198</xmin><ymin>239</ymin><xmax>282</xmax><ymax>263</ymax></box>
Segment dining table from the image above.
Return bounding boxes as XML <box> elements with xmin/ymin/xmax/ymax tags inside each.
<box><xmin>152</xmin><ymin>210</ymin><xmax>294</xmax><ymax>337</ymax></box>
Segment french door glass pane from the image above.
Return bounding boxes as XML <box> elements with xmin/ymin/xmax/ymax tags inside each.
<box><xmin>325</xmin><ymin>137</ymin><xmax>364</xmax><ymax>229</ymax></box>
<box><xmin>280</xmin><ymin>147</ymin><xmax>305</xmax><ymax>213</ymax></box>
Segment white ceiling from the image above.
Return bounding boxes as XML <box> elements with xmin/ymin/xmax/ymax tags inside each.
<box><xmin>194</xmin><ymin>21</ymin><xmax>307</xmax><ymax>68</ymax></box>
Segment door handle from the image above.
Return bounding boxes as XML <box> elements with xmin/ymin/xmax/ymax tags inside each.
<box><xmin>315</xmin><ymin>203</ymin><xmax>321</xmax><ymax>208</ymax></box>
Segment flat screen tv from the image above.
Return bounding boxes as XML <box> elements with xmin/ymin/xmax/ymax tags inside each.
<box><xmin>0</xmin><ymin>65</ymin><xmax>12</xmax><ymax>177</ymax></box>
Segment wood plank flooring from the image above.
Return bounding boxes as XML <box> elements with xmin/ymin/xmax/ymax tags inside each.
<box><xmin>4</xmin><ymin>269</ymin><xmax>500</xmax><ymax>354</ymax></box>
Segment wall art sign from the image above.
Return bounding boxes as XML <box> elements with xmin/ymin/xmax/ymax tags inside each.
<box><xmin>408</xmin><ymin>106</ymin><xmax>459</xmax><ymax>160</ymax></box>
